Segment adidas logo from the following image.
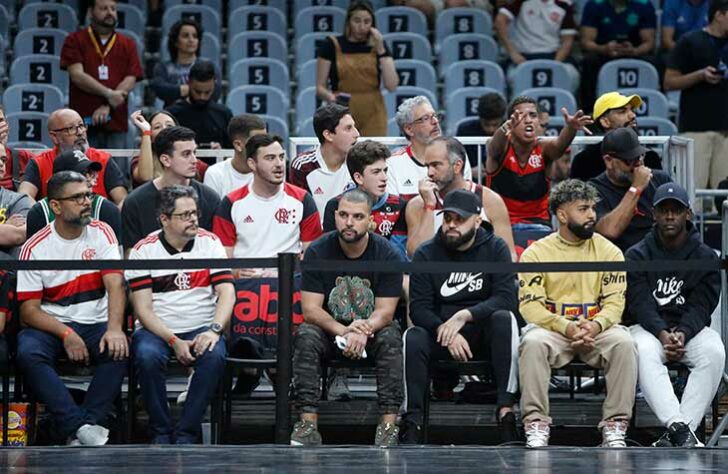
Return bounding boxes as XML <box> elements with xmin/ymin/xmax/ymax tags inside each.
<box><xmin>314</xmin><ymin>186</ymin><xmax>324</xmax><ymax>195</ymax></box>
<box><xmin>403</xmin><ymin>179</ymin><xmax>413</xmax><ymax>186</ymax></box>
<box><xmin>243</xmin><ymin>215</ymin><xmax>254</xmax><ymax>223</ymax></box>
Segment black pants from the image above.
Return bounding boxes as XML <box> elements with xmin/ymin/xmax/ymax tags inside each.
<box><xmin>403</xmin><ymin>310</ymin><xmax>519</xmax><ymax>423</ymax></box>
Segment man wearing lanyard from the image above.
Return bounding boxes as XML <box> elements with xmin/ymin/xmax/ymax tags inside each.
<box><xmin>60</xmin><ymin>0</ymin><xmax>143</xmax><ymax>149</ymax></box>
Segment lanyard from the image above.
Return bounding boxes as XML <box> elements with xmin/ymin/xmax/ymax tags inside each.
<box><xmin>87</xmin><ymin>26</ymin><xmax>117</xmax><ymax>63</ymax></box>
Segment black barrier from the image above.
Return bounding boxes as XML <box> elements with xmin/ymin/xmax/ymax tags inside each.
<box><xmin>275</xmin><ymin>254</ymin><xmax>295</xmax><ymax>444</ymax></box>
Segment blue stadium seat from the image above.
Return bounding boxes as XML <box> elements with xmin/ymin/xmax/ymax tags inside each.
<box><xmin>597</xmin><ymin>59</ymin><xmax>660</xmax><ymax>96</ymax></box>
<box><xmin>118</xmin><ymin>0</ymin><xmax>148</xmax><ymax>15</ymax></box>
<box><xmin>199</xmin><ymin>32</ymin><xmax>220</xmax><ymax>62</ymax></box>
<box><xmin>376</xmin><ymin>7</ymin><xmax>428</xmax><ymax>35</ymax></box>
<box><xmin>439</xmin><ymin>34</ymin><xmax>498</xmax><ymax>72</ymax></box>
<box><xmin>164</xmin><ymin>0</ymin><xmax>223</xmax><ymax>12</ymax></box>
<box><xmin>118</xmin><ymin>28</ymin><xmax>144</xmax><ymax>62</ymax></box>
<box><xmin>383</xmin><ymin>32</ymin><xmax>431</xmax><ymax>61</ymax></box>
<box><xmin>7</xmin><ymin>141</ymin><xmax>48</xmax><ymax>151</ymax></box>
<box><xmin>229</xmin><ymin>6</ymin><xmax>287</xmax><ymax>39</ymax></box>
<box><xmin>162</xmin><ymin>5</ymin><xmax>221</xmax><ymax>39</ymax></box>
<box><xmin>294</xmin><ymin>0</ymin><xmax>350</xmax><ymax>10</ymax></box>
<box><xmin>2</xmin><ymin>84</ymin><xmax>65</xmax><ymax>114</ymax></box>
<box><xmin>295</xmin><ymin>6</ymin><xmax>346</xmax><ymax>37</ymax></box>
<box><xmin>6</xmin><ymin>112</ymin><xmax>51</xmax><ymax>145</ymax></box>
<box><xmin>295</xmin><ymin>32</ymin><xmax>331</xmax><ymax>67</ymax></box>
<box><xmin>295</xmin><ymin>87</ymin><xmax>323</xmax><ymax>132</ymax></box>
<box><xmin>10</xmin><ymin>55</ymin><xmax>68</xmax><ymax>95</ymax></box>
<box><xmin>297</xmin><ymin>59</ymin><xmax>318</xmax><ymax>92</ymax></box>
<box><xmin>0</xmin><ymin>5</ymin><xmax>9</xmax><ymax>43</ymax></box>
<box><xmin>229</xmin><ymin>0</ymin><xmax>286</xmax><ymax>15</ymax></box>
<box><xmin>541</xmin><ymin>116</ymin><xmax>569</xmax><ymax>137</ymax></box>
<box><xmin>226</xmin><ymin>86</ymin><xmax>288</xmax><ymax>122</ymax></box>
<box><xmin>228</xmin><ymin>31</ymin><xmax>288</xmax><ymax>66</ymax></box>
<box><xmin>511</xmin><ymin>59</ymin><xmax>578</xmax><ymax>95</ymax></box>
<box><xmin>384</xmin><ymin>86</ymin><xmax>438</xmax><ymax>118</ymax></box>
<box><xmin>394</xmin><ymin>60</ymin><xmax>437</xmax><ymax>91</ymax></box>
<box><xmin>443</xmin><ymin>60</ymin><xmax>505</xmax><ymax>97</ymax></box>
<box><xmin>116</xmin><ymin>4</ymin><xmax>145</xmax><ymax>35</ymax></box>
<box><xmin>13</xmin><ymin>28</ymin><xmax>68</xmax><ymax>57</ymax></box>
<box><xmin>388</xmin><ymin>117</ymin><xmax>401</xmax><ymax>137</ymax></box>
<box><xmin>637</xmin><ymin>117</ymin><xmax>678</xmax><ymax>136</ymax></box>
<box><xmin>18</xmin><ymin>3</ymin><xmax>78</xmax><ymax>32</ymax></box>
<box><xmin>296</xmin><ymin>117</ymin><xmax>315</xmax><ymax>137</ymax></box>
<box><xmin>260</xmin><ymin>114</ymin><xmax>289</xmax><ymax>140</ymax></box>
<box><xmin>229</xmin><ymin>58</ymin><xmax>290</xmax><ymax>96</ymax></box>
<box><xmin>435</xmin><ymin>8</ymin><xmax>493</xmax><ymax>48</ymax></box>
<box><xmin>445</xmin><ymin>87</ymin><xmax>505</xmax><ymax>134</ymax></box>
<box><xmin>519</xmin><ymin>87</ymin><xmax>577</xmax><ymax>117</ymax></box>
<box><xmin>24</xmin><ymin>0</ymin><xmax>81</xmax><ymax>12</ymax></box>
<box><xmin>619</xmin><ymin>88</ymin><xmax>670</xmax><ymax>119</ymax></box>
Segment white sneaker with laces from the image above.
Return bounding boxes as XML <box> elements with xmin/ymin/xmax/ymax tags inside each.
<box><xmin>525</xmin><ymin>421</ymin><xmax>550</xmax><ymax>448</ymax></box>
<box><xmin>601</xmin><ymin>419</ymin><xmax>629</xmax><ymax>448</ymax></box>
<box><xmin>75</xmin><ymin>424</ymin><xmax>109</xmax><ymax>446</ymax></box>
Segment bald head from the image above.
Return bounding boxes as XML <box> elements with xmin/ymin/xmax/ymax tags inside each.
<box><xmin>49</xmin><ymin>109</ymin><xmax>89</xmax><ymax>152</ymax></box>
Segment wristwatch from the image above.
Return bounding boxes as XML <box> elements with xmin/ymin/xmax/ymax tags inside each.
<box><xmin>209</xmin><ymin>323</ymin><xmax>223</xmax><ymax>335</ymax></box>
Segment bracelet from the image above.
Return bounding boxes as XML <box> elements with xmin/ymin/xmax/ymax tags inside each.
<box><xmin>424</xmin><ymin>204</ymin><xmax>436</xmax><ymax>211</ymax></box>
<box><xmin>61</xmin><ymin>328</ymin><xmax>74</xmax><ymax>341</ymax></box>
<box><xmin>168</xmin><ymin>335</ymin><xmax>177</xmax><ymax>347</ymax></box>
<box><xmin>142</xmin><ymin>130</ymin><xmax>152</xmax><ymax>137</ymax></box>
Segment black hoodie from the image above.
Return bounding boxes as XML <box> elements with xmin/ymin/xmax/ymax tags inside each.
<box><xmin>410</xmin><ymin>226</ymin><xmax>517</xmax><ymax>338</ymax></box>
<box><xmin>625</xmin><ymin>222</ymin><xmax>719</xmax><ymax>342</ymax></box>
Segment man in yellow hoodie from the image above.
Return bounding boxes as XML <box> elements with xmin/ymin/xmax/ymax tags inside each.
<box><xmin>518</xmin><ymin>179</ymin><xmax>637</xmax><ymax>448</ymax></box>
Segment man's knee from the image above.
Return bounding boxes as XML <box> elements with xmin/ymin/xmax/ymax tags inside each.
<box><xmin>196</xmin><ymin>340</ymin><xmax>226</xmax><ymax>370</ymax></box>
<box><xmin>17</xmin><ymin>329</ymin><xmax>56</xmax><ymax>367</ymax></box>
<box><xmin>519</xmin><ymin>327</ymin><xmax>549</xmax><ymax>356</ymax></box>
<box><xmin>132</xmin><ymin>335</ymin><xmax>168</xmax><ymax>372</ymax></box>
<box><xmin>373</xmin><ymin>323</ymin><xmax>402</xmax><ymax>350</ymax></box>
<box><xmin>490</xmin><ymin>310</ymin><xmax>515</xmax><ymax>331</ymax></box>
<box><xmin>294</xmin><ymin>323</ymin><xmax>327</xmax><ymax>352</ymax></box>
<box><xmin>630</xmin><ymin>327</ymin><xmax>663</xmax><ymax>357</ymax></box>
<box><xmin>403</xmin><ymin>326</ymin><xmax>431</xmax><ymax>353</ymax></box>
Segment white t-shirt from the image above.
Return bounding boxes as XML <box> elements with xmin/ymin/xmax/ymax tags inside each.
<box><xmin>386</xmin><ymin>145</ymin><xmax>472</xmax><ymax>201</ymax></box>
<box><xmin>17</xmin><ymin>220</ymin><xmax>121</xmax><ymax>324</ymax></box>
<box><xmin>288</xmin><ymin>146</ymin><xmax>354</xmax><ymax>218</ymax></box>
<box><xmin>203</xmin><ymin>158</ymin><xmax>254</xmax><ymax>198</ymax></box>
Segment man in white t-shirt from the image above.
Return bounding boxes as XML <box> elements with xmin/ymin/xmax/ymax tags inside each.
<box><xmin>289</xmin><ymin>104</ymin><xmax>360</xmax><ymax>216</ymax></box>
<box><xmin>127</xmin><ymin>185</ymin><xmax>235</xmax><ymax>444</ymax></box>
<box><xmin>203</xmin><ymin>114</ymin><xmax>267</xmax><ymax>198</ymax></box>
<box><xmin>16</xmin><ymin>171</ymin><xmax>127</xmax><ymax>446</ymax></box>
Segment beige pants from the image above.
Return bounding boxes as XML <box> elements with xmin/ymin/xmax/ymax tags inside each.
<box><xmin>681</xmin><ymin>131</ymin><xmax>728</xmax><ymax>190</ymax></box>
<box><xmin>519</xmin><ymin>324</ymin><xmax>637</xmax><ymax>424</ymax></box>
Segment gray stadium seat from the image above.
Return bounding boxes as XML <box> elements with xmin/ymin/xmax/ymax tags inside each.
<box><xmin>376</xmin><ymin>7</ymin><xmax>428</xmax><ymax>35</ymax></box>
<box><xmin>229</xmin><ymin>0</ymin><xmax>286</xmax><ymax>15</ymax></box>
<box><xmin>295</xmin><ymin>6</ymin><xmax>345</xmax><ymax>37</ymax></box>
<box><xmin>295</xmin><ymin>87</ymin><xmax>322</xmax><ymax>133</ymax></box>
<box><xmin>446</xmin><ymin>87</ymin><xmax>505</xmax><ymax>134</ymax></box>
<box><xmin>13</xmin><ymin>28</ymin><xmax>68</xmax><ymax>57</ymax></box>
<box><xmin>511</xmin><ymin>59</ymin><xmax>577</xmax><ymax>95</ymax></box>
<box><xmin>164</xmin><ymin>0</ymin><xmax>223</xmax><ymax>13</ymax></box>
<box><xmin>18</xmin><ymin>3</ymin><xmax>78</xmax><ymax>32</ymax></box>
<box><xmin>7</xmin><ymin>141</ymin><xmax>48</xmax><ymax>151</ymax></box>
<box><xmin>200</xmin><ymin>33</ymin><xmax>220</xmax><ymax>61</ymax></box>
<box><xmin>118</xmin><ymin>28</ymin><xmax>144</xmax><ymax>63</ymax></box>
<box><xmin>297</xmin><ymin>59</ymin><xmax>318</xmax><ymax>92</ymax></box>
<box><xmin>383</xmin><ymin>32</ymin><xmax>431</xmax><ymax>61</ymax></box>
<box><xmin>116</xmin><ymin>3</ymin><xmax>145</xmax><ymax>35</ymax></box>
<box><xmin>6</xmin><ymin>112</ymin><xmax>51</xmax><ymax>145</ymax></box>
<box><xmin>388</xmin><ymin>117</ymin><xmax>401</xmax><ymax>137</ymax></box>
<box><xmin>619</xmin><ymin>88</ymin><xmax>670</xmax><ymax>119</ymax></box>
<box><xmin>10</xmin><ymin>55</ymin><xmax>68</xmax><ymax>95</ymax></box>
<box><xmin>229</xmin><ymin>58</ymin><xmax>290</xmax><ymax>96</ymax></box>
<box><xmin>0</xmin><ymin>5</ymin><xmax>9</xmax><ymax>44</ymax></box>
<box><xmin>637</xmin><ymin>117</ymin><xmax>678</xmax><ymax>136</ymax></box>
<box><xmin>541</xmin><ymin>116</ymin><xmax>569</xmax><ymax>137</ymax></box>
<box><xmin>162</xmin><ymin>5</ymin><xmax>221</xmax><ymax>39</ymax></box>
<box><xmin>295</xmin><ymin>32</ymin><xmax>331</xmax><ymax>67</ymax></box>
<box><xmin>2</xmin><ymin>84</ymin><xmax>65</xmax><ymax>114</ymax></box>
<box><xmin>435</xmin><ymin>8</ymin><xmax>493</xmax><ymax>48</ymax></box>
<box><xmin>229</xmin><ymin>6</ymin><xmax>287</xmax><ymax>39</ymax></box>
<box><xmin>228</xmin><ymin>31</ymin><xmax>288</xmax><ymax>66</ymax></box>
<box><xmin>519</xmin><ymin>87</ymin><xmax>577</xmax><ymax>117</ymax></box>
<box><xmin>597</xmin><ymin>59</ymin><xmax>660</xmax><ymax>96</ymax></box>
<box><xmin>394</xmin><ymin>59</ymin><xmax>437</xmax><ymax>90</ymax></box>
<box><xmin>384</xmin><ymin>86</ymin><xmax>438</xmax><ymax>118</ymax></box>
<box><xmin>294</xmin><ymin>0</ymin><xmax>350</xmax><ymax>10</ymax></box>
<box><xmin>443</xmin><ymin>60</ymin><xmax>505</xmax><ymax>97</ymax></box>
<box><xmin>439</xmin><ymin>34</ymin><xmax>498</xmax><ymax>73</ymax></box>
<box><xmin>226</xmin><ymin>85</ymin><xmax>288</xmax><ymax>122</ymax></box>
<box><xmin>118</xmin><ymin>0</ymin><xmax>148</xmax><ymax>14</ymax></box>
<box><xmin>260</xmin><ymin>114</ymin><xmax>289</xmax><ymax>140</ymax></box>
<box><xmin>296</xmin><ymin>117</ymin><xmax>315</xmax><ymax>137</ymax></box>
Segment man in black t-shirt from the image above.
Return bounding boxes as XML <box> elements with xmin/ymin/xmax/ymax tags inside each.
<box><xmin>664</xmin><ymin>0</ymin><xmax>728</xmax><ymax>196</ymax></box>
<box><xmin>291</xmin><ymin>188</ymin><xmax>403</xmax><ymax>447</ymax></box>
<box><xmin>592</xmin><ymin>127</ymin><xmax>672</xmax><ymax>251</ymax></box>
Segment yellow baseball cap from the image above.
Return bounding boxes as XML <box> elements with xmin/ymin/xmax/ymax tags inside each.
<box><xmin>593</xmin><ymin>92</ymin><xmax>642</xmax><ymax>120</ymax></box>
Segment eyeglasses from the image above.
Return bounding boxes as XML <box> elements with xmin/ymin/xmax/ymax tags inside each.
<box><xmin>615</xmin><ymin>154</ymin><xmax>645</xmax><ymax>166</ymax></box>
<box><xmin>51</xmin><ymin>122</ymin><xmax>87</xmax><ymax>136</ymax></box>
<box><xmin>55</xmin><ymin>191</ymin><xmax>93</xmax><ymax>205</ymax></box>
<box><xmin>410</xmin><ymin>113</ymin><xmax>442</xmax><ymax>126</ymax></box>
<box><xmin>168</xmin><ymin>210</ymin><xmax>198</xmax><ymax>221</ymax></box>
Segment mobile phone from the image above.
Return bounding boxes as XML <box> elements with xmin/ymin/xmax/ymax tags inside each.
<box><xmin>335</xmin><ymin>93</ymin><xmax>351</xmax><ymax>107</ymax></box>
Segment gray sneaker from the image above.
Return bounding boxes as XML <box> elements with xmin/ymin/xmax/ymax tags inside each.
<box><xmin>290</xmin><ymin>420</ymin><xmax>322</xmax><ymax>446</ymax></box>
<box><xmin>326</xmin><ymin>371</ymin><xmax>352</xmax><ymax>401</ymax></box>
<box><xmin>75</xmin><ymin>424</ymin><xmax>109</xmax><ymax>446</ymax></box>
<box><xmin>374</xmin><ymin>422</ymin><xmax>400</xmax><ymax>447</ymax></box>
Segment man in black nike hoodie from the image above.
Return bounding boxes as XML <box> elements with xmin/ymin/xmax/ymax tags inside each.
<box><xmin>399</xmin><ymin>189</ymin><xmax>519</xmax><ymax>444</ymax></box>
<box><xmin>626</xmin><ymin>182</ymin><xmax>724</xmax><ymax>448</ymax></box>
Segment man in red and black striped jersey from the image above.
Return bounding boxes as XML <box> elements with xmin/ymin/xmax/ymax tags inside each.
<box><xmin>16</xmin><ymin>171</ymin><xmax>127</xmax><ymax>446</ymax></box>
<box><xmin>127</xmin><ymin>185</ymin><xmax>234</xmax><ymax>444</ymax></box>
<box><xmin>486</xmin><ymin>96</ymin><xmax>593</xmax><ymax>231</ymax></box>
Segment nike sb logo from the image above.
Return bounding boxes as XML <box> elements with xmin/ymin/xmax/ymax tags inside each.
<box><xmin>440</xmin><ymin>272</ymin><xmax>483</xmax><ymax>297</ymax></box>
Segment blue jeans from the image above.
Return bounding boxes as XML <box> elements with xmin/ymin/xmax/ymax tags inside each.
<box><xmin>512</xmin><ymin>222</ymin><xmax>553</xmax><ymax>233</ymax></box>
<box><xmin>16</xmin><ymin>322</ymin><xmax>127</xmax><ymax>438</ymax></box>
<box><xmin>132</xmin><ymin>327</ymin><xmax>226</xmax><ymax>444</ymax></box>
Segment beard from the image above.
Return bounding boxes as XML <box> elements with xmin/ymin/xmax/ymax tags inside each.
<box><xmin>442</xmin><ymin>226</ymin><xmax>476</xmax><ymax>250</ymax></box>
<box><xmin>67</xmin><ymin>212</ymin><xmax>92</xmax><ymax>227</ymax></box>
<box><xmin>568</xmin><ymin>220</ymin><xmax>595</xmax><ymax>240</ymax></box>
<box><xmin>338</xmin><ymin>227</ymin><xmax>367</xmax><ymax>243</ymax></box>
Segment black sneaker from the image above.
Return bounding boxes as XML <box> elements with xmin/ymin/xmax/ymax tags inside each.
<box><xmin>667</xmin><ymin>422</ymin><xmax>704</xmax><ymax>448</ymax></box>
<box><xmin>652</xmin><ymin>430</ymin><xmax>674</xmax><ymax>447</ymax></box>
<box><xmin>398</xmin><ymin>418</ymin><xmax>423</xmax><ymax>444</ymax></box>
<box><xmin>497</xmin><ymin>411</ymin><xmax>520</xmax><ymax>444</ymax></box>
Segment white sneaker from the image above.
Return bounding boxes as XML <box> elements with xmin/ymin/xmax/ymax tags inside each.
<box><xmin>525</xmin><ymin>421</ymin><xmax>550</xmax><ymax>448</ymax></box>
<box><xmin>601</xmin><ymin>420</ymin><xmax>628</xmax><ymax>448</ymax></box>
<box><xmin>66</xmin><ymin>437</ymin><xmax>82</xmax><ymax>446</ymax></box>
<box><xmin>177</xmin><ymin>369</ymin><xmax>195</xmax><ymax>405</ymax></box>
<box><xmin>75</xmin><ymin>424</ymin><xmax>109</xmax><ymax>446</ymax></box>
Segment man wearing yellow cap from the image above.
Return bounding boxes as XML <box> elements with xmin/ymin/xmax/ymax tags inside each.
<box><xmin>570</xmin><ymin>92</ymin><xmax>663</xmax><ymax>181</ymax></box>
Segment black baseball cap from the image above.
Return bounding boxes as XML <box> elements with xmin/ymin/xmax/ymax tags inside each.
<box><xmin>437</xmin><ymin>189</ymin><xmax>482</xmax><ymax>218</ymax></box>
<box><xmin>53</xmin><ymin>150</ymin><xmax>102</xmax><ymax>174</ymax></box>
<box><xmin>653</xmin><ymin>182</ymin><xmax>690</xmax><ymax>208</ymax></box>
<box><xmin>601</xmin><ymin>127</ymin><xmax>647</xmax><ymax>162</ymax></box>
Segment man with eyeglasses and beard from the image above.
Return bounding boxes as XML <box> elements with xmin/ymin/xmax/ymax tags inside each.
<box><xmin>591</xmin><ymin>127</ymin><xmax>673</xmax><ymax>252</ymax></box>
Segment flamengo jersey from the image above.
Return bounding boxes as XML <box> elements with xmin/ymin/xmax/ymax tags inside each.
<box><xmin>386</xmin><ymin>145</ymin><xmax>472</xmax><ymax>201</ymax></box>
<box><xmin>289</xmin><ymin>146</ymin><xmax>354</xmax><ymax>217</ymax></box>
<box><xmin>17</xmin><ymin>220</ymin><xmax>121</xmax><ymax>324</ymax></box>
<box><xmin>213</xmin><ymin>182</ymin><xmax>322</xmax><ymax>258</ymax></box>
<box><xmin>486</xmin><ymin>143</ymin><xmax>550</xmax><ymax>225</ymax></box>
<box><xmin>126</xmin><ymin>229</ymin><xmax>233</xmax><ymax>334</ymax></box>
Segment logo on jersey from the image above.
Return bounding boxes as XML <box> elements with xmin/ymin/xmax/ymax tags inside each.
<box><xmin>403</xmin><ymin>179</ymin><xmax>413</xmax><ymax>187</ymax></box>
<box><xmin>81</xmin><ymin>248</ymin><xmax>96</xmax><ymax>260</ymax></box>
<box><xmin>440</xmin><ymin>272</ymin><xmax>483</xmax><ymax>297</ymax></box>
<box><xmin>243</xmin><ymin>215</ymin><xmax>254</xmax><ymax>223</ymax></box>
<box><xmin>314</xmin><ymin>186</ymin><xmax>324</xmax><ymax>195</ymax></box>
<box><xmin>274</xmin><ymin>208</ymin><xmax>294</xmax><ymax>224</ymax></box>
<box><xmin>174</xmin><ymin>272</ymin><xmax>191</xmax><ymax>290</ymax></box>
<box><xmin>653</xmin><ymin>276</ymin><xmax>685</xmax><ymax>306</ymax></box>
<box><xmin>378</xmin><ymin>219</ymin><xmax>394</xmax><ymax>237</ymax></box>
<box><xmin>528</xmin><ymin>154</ymin><xmax>543</xmax><ymax>168</ymax></box>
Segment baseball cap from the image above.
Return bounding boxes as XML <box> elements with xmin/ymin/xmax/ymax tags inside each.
<box><xmin>53</xmin><ymin>150</ymin><xmax>102</xmax><ymax>174</ymax></box>
<box><xmin>601</xmin><ymin>127</ymin><xmax>647</xmax><ymax>162</ymax></box>
<box><xmin>437</xmin><ymin>189</ymin><xmax>482</xmax><ymax>218</ymax></box>
<box><xmin>653</xmin><ymin>182</ymin><xmax>690</xmax><ymax>208</ymax></box>
<box><xmin>593</xmin><ymin>92</ymin><xmax>642</xmax><ymax>121</ymax></box>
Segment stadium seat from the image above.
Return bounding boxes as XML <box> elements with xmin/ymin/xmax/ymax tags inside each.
<box><xmin>519</xmin><ymin>87</ymin><xmax>577</xmax><ymax>117</ymax></box>
<box><xmin>384</xmin><ymin>86</ymin><xmax>438</xmax><ymax>118</ymax></box>
<box><xmin>0</xmin><ymin>5</ymin><xmax>9</xmax><ymax>43</ymax></box>
<box><xmin>443</xmin><ymin>60</ymin><xmax>505</xmax><ymax>97</ymax></box>
<box><xmin>375</xmin><ymin>7</ymin><xmax>428</xmax><ymax>35</ymax></box>
<box><xmin>226</xmin><ymin>86</ymin><xmax>288</xmax><ymax>123</ymax></box>
<box><xmin>229</xmin><ymin>58</ymin><xmax>290</xmax><ymax>96</ymax></box>
<box><xmin>297</xmin><ymin>59</ymin><xmax>318</xmax><ymax>92</ymax></box>
<box><xmin>260</xmin><ymin>114</ymin><xmax>289</xmax><ymax>140</ymax></box>
<box><xmin>619</xmin><ymin>88</ymin><xmax>670</xmax><ymax>119</ymax></box>
<box><xmin>394</xmin><ymin>59</ymin><xmax>437</xmax><ymax>90</ymax></box>
<box><xmin>296</xmin><ymin>117</ymin><xmax>315</xmax><ymax>137</ymax></box>
<box><xmin>229</xmin><ymin>0</ymin><xmax>286</xmax><ymax>16</ymax></box>
<box><xmin>13</xmin><ymin>28</ymin><xmax>68</xmax><ymax>57</ymax></box>
<box><xmin>228</xmin><ymin>31</ymin><xmax>288</xmax><ymax>66</ymax></box>
<box><xmin>116</xmin><ymin>3</ymin><xmax>145</xmax><ymax>35</ymax></box>
<box><xmin>294</xmin><ymin>6</ymin><xmax>346</xmax><ymax>37</ymax></box>
<box><xmin>18</xmin><ymin>3</ymin><xmax>78</xmax><ymax>32</ymax></box>
<box><xmin>2</xmin><ymin>84</ymin><xmax>65</xmax><ymax>114</ymax></box>
<box><xmin>118</xmin><ymin>0</ymin><xmax>148</xmax><ymax>15</ymax></box>
<box><xmin>5</xmin><ymin>112</ymin><xmax>51</xmax><ymax>145</ymax></box>
<box><xmin>164</xmin><ymin>0</ymin><xmax>223</xmax><ymax>13</ymax></box>
<box><xmin>10</xmin><ymin>55</ymin><xmax>68</xmax><ymax>95</ymax></box>
<box><xmin>438</xmin><ymin>34</ymin><xmax>498</xmax><ymax>73</ymax></box>
<box><xmin>511</xmin><ymin>59</ymin><xmax>578</xmax><ymax>95</ymax></box>
<box><xmin>597</xmin><ymin>59</ymin><xmax>660</xmax><ymax>96</ymax></box>
<box><xmin>7</xmin><ymin>141</ymin><xmax>48</xmax><ymax>151</ymax></box>
<box><xmin>542</xmin><ymin>116</ymin><xmax>568</xmax><ymax>137</ymax></box>
<box><xmin>118</xmin><ymin>28</ymin><xmax>145</xmax><ymax>63</ymax></box>
<box><xmin>445</xmin><ymin>87</ymin><xmax>505</xmax><ymax>134</ymax></box>
<box><xmin>637</xmin><ymin>117</ymin><xmax>678</xmax><ymax>136</ymax></box>
<box><xmin>295</xmin><ymin>87</ymin><xmax>323</xmax><ymax>132</ymax></box>
<box><xmin>435</xmin><ymin>8</ymin><xmax>493</xmax><ymax>48</ymax></box>
<box><xmin>162</xmin><ymin>5</ymin><xmax>221</xmax><ymax>39</ymax></box>
<box><xmin>295</xmin><ymin>32</ymin><xmax>331</xmax><ymax>67</ymax></box>
<box><xmin>229</xmin><ymin>6</ymin><xmax>287</xmax><ymax>39</ymax></box>
<box><xmin>382</xmin><ymin>32</ymin><xmax>431</xmax><ymax>61</ymax></box>
<box><xmin>388</xmin><ymin>117</ymin><xmax>401</xmax><ymax>137</ymax></box>
<box><xmin>294</xmin><ymin>0</ymin><xmax>350</xmax><ymax>10</ymax></box>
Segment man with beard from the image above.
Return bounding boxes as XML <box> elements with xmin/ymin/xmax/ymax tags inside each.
<box><xmin>518</xmin><ymin>179</ymin><xmax>636</xmax><ymax>448</ymax></box>
<box><xmin>626</xmin><ymin>182</ymin><xmax>723</xmax><ymax>448</ymax></box>
<box><xmin>16</xmin><ymin>171</ymin><xmax>128</xmax><ymax>445</ymax></box>
<box><xmin>570</xmin><ymin>92</ymin><xmax>662</xmax><ymax>181</ymax></box>
<box><xmin>592</xmin><ymin>127</ymin><xmax>673</xmax><ymax>252</ymax></box>
<box><xmin>387</xmin><ymin>96</ymin><xmax>472</xmax><ymax>201</ymax></box>
<box><xmin>60</xmin><ymin>0</ymin><xmax>143</xmax><ymax>149</ymax></box>
<box><xmin>290</xmin><ymin>188</ymin><xmax>403</xmax><ymax>447</ymax></box>
<box><xmin>127</xmin><ymin>185</ymin><xmax>235</xmax><ymax>444</ymax></box>
<box><xmin>400</xmin><ymin>189</ymin><xmax>520</xmax><ymax>444</ymax></box>
<box><xmin>168</xmin><ymin>60</ymin><xmax>233</xmax><ymax>151</ymax></box>
<box><xmin>18</xmin><ymin>108</ymin><xmax>128</xmax><ymax>205</ymax></box>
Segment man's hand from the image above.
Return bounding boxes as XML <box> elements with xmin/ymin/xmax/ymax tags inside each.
<box><xmin>343</xmin><ymin>332</ymin><xmax>368</xmax><ymax>359</ymax></box>
<box><xmin>64</xmin><ymin>331</ymin><xmax>90</xmax><ymax>365</ymax></box>
<box><xmin>447</xmin><ymin>334</ymin><xmax>473</xmax><ymax>362</ymax></box>
<box><xmin>562</xmin><ymin>108</ymin><xmax>594</xmax><ymax>135</ymax></box>
<box><xmin>106</xmin><ymin>89</ymin><xmax>127</xmax><ymax>108</ymax></box>
<box><xmin>702</xmin><ymin>66</ymin><xmax>723</xmax><ymax>85</ymax></box>
<box><xmin>616</xmin><ymin>41</ymin><xmax>636</xmax><ymax>57</ymax></box>
<box><xmin>418</xmin><ymin>178</ymin><xmax>438</xmax><ymax>206</ymax></box>
<box><xmin>130</xmin><ymin>110</ymin><xmax>151</xmax><ymax>133</ymax></box>
<box><xmin>5</xmin><ymin>215</ymin><xmax>26</xmax><ymax>228</ymax></box>
<box><xmin>570</xmin><ymin>319</ymin><xmax>600</xmax><ymax>352</ymax></box>
<box><xmin>604</xmin><ymin>41</ymin><xmax>620</xmax><ymax>58</ymax></box>
<box><xmin>660</xmin><ymin>330</ymin><xmax>686</xmax><ymax>362</ymax></box>
<box><xmin>99</xmin><ymin>328</ymin><xmax>129</xmax><ymax>361</ymax></box>
<box><xmin>172</xmin><ymin>339</ymin><xmax>196</xmax><ymax>366</ymax></box>
<box><xmin>346</xmin><ymin>319</ymin><xmax>374</xmax><ymax>338</ymax></box>
<box><xmin>631</xmin><ymin>165</ymin><xmax>652</xmax><ymax>191</ymax></box>
<box><xmin>192</xmin><ymin>330</ymin><xmax>220</xmax><ymax>356</ymax></box>
<box><xmin>437</xmin><ymin>310</ymin><xmax>469</xmax><ymax>347</ymax></box>
<box><xmin>92</xmin><ymin>105</ymin><xmax>111</xmax><ymax>126</ymax></box>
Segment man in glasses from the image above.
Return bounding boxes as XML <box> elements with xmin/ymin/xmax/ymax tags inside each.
<box><xmin>17</xmin><ymin>108</ymin><xmax>128</xmax><ymax>206</ymax></box>
<box><xmin>16</xmin><ymin>170</ymin><xmax>127</xmax><ymax>445</ymax></box>
<box><xmin>592</xmin><ymin>127</ymin><xmax>673</xmax><ymax>251</ymax></box>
